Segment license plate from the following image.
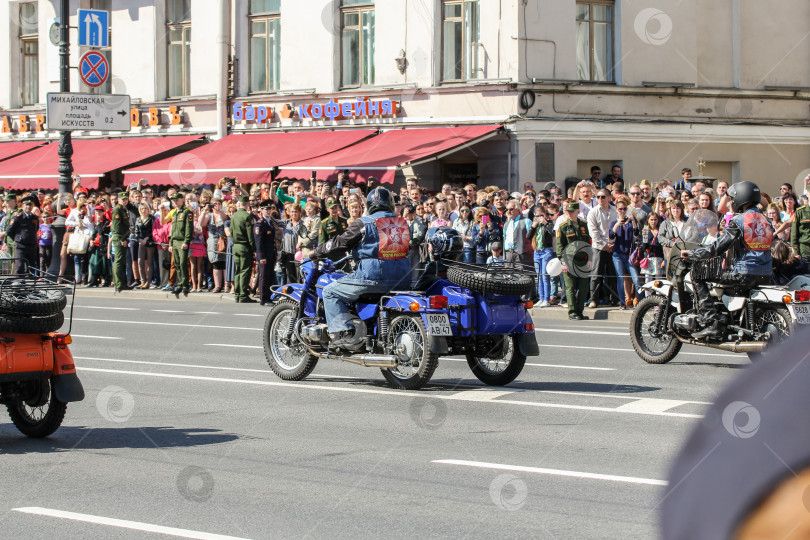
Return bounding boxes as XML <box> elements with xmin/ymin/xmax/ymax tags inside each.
<box><xmin>426</xmin><ymin>313</ymin><xmax>452</xmax><ymax>336</ymax></box>
<box><xmin>792</xmin><ymin>304</ymin><xmax>810</xmax><ymax>324</ymax></box>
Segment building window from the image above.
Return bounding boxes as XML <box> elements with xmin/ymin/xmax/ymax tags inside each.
<box><xmin>341</xmin><ymin>1</ymin><xmax>374</xmax><ymax>88</ymax></box>
<box><xmin>167</xmin><ymin>0</ymin><xmax>191</xmax><ymax>98</ymax></box>
<box><xmin>441</xmin><ymin>0</ymin><xmax>480</xmax><ymax>82</ymax></box>
<box><xmin>19</xmin><ymin>2</ymin><xmax>39</xmax><ymax>106</ymax></box>
<box><xmin>80</xmin><ymin>0</ymin><xmax>112</xmax><ymax>94</ymax></box>
<box><xmin>576</xmin><ymin>1</ymin><xmax>614</xmax><ymax>82</ymax></box>
<box><xmin>249</xmin><ymin>0</ymin><xmax>281</xmax><ymax>93</ymax></box>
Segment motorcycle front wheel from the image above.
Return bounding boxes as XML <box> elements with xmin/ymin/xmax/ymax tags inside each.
<box><xmin>748</xmin><ymin>305</ymin><xmax>794</xmax><ymax>362</ymax></box>
<box><xmin>630</xmin><ymin>295</ymin><xmax>682</xmax><ymax>364</ymax></box>
<box><xmin>466</xmin><ymin>335</ymin><xmax>526</xmax><ymax>386</ymax></box>
<box><xmin>381</xmin><ymin>315</ymin><xmax>439</xmax><ymax>390</ymax></box>
<box><xmin>263</xmin><ymin>301</ymin><xmax>319</xmax><ymax>380</ymax></box>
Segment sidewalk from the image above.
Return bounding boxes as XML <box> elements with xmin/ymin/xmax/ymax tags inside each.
<box><xmin>70</xmin><ymin>286</ymin><xmax>634</xmax><ymax>323</ymax></box>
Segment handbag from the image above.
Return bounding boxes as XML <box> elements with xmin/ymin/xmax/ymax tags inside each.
<box><xmin>629</xmin><ymin>246</ymin><xmax>643</xmax><ymax>266</ymax></box>
<box><xmin>216</xmin><ymin>235</ymin><xmax>227</xmax><ymax>254</ymax></box>
<box><xmin>67</xmin><ymin>230</ymin><xmax>90</xmax><ymax>255</ymax></box>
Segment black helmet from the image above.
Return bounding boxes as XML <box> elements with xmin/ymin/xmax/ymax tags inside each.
<box><xmin>426</xmin><ymin>227</ymin><xmax>463</xmax><ymax>261</ymax></box>
<box><xmin>727</xmin><ymin>181</ymin><xmax>761</xmax><ymax>213</ymax></box>
<box><xmin>366</xmin><ymin>187</ymin><xmax>394</xmax><ymax>214</ymax></box>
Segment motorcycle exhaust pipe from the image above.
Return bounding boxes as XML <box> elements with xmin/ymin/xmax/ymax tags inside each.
<box><xmin>673</xmin><ymin>335</ymin><xmax>768</xmax><ymax>353</ymax></box>
<box><xmin>309</xmin><ymin>350</ymin><xmax>398</xmax><ymax>368</ymax></box>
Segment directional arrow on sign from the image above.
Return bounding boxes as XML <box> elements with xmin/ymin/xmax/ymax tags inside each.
<box><xmin>117</xmin><ymin>110</ymin><xmax>127</xmax><ymax>116</ymax></box>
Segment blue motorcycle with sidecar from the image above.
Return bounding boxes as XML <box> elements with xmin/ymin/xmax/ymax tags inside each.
<box><xmin>263</xmin><ymin>255</ymin><xmax>539</xmax><ymax>390</ymax></box>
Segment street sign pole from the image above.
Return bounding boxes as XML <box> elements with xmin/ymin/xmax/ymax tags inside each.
<box><xmin>57</xmin><ymin>0</ymin><xmax>72</xmax><ymax>195</ymax></box>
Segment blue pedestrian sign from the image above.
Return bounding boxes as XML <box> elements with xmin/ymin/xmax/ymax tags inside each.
<box><xmin>79</xmin><ymin>51</ymin><xmax>109</xmax><ymax>87</ymax></box>
<box><xmin>77</xmin><ymin>9</ymin><xmax>109</xmax><ymax>48</ymax></box>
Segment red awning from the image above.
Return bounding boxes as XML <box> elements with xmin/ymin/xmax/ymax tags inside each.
<box><xmin>123</xmin><ymin>130</ymin><xmax>377</xmax><ymax>185</ymax></box>
<box><xmin>280</xmin><ymin>125</ymin><xmax>502</xmax><ymax>184</ymax></box>
<box><xmin>0</xmin><ymin>141</ymin><xmax>49</xmax><ymax>163</ymax></box>
<box><xmin>0</xmin><ymin>136</ymin><xmax>202</xmax><ymax>190</ymax></box>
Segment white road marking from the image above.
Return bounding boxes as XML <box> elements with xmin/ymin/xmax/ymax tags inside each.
<box><xmin>192</xmin><ymin>312</ymin><xmax>222</xmax><ymax>315</ymax></box>
<box><xmin>77</xmin><ymin>367</ymin><xmax>701</xmax><ymax>418</ymax></box>
<box><xmin>70</xmin><ymin>335</ymin><xmax>124</xmax><ymax>340</ymax></box>
<box><xmin>205</xmin><ymin>344</ymin><xmax>262</xmax><ymax>349</ymax></box>
<box><xmin>450</xmin><ymin>389</ymin><xmax>515</xmax><ymax>401</ymax></box>
<box><xmin>73</xmin><ymin>318</ymin><xmax>256</xmax><ymax>331</ymax></box>
<box><xmin>234</xmin><ymin>313</ymin><xmax>263</xmax><ymax>317</ymax></box>
<box><xmin>538</xmin><ymin>390</ymin><xmax>711</xmax><ymax>405</ymax></box>
<box><xmin>438</xmin><ymin>357</ymin><xmax>615</xmax><ymax>371</ymax></box>
<box><xmin>13</xmin><ymin>507</ymin><xmax>250</xmax><ymax>540</ymax></box>
<box><xmin>152</xmin><ymin>309</ymin><xmax>185</xmax><ymax>313</ymax></box>
<box><xmin>615</xmin><ymin>398</ymin><xmax>692</xmax><ymax>414</ymax></box>
<box><xmin>431</xmin><ymin>460</ymin><xmax>667</xmax><ymax>486</ymax></box>
<box><xmin>74</xmin><ymin>305</ymin><xmax>140</xmax><ymax>311</ymax></box>
<box><xmin>74</xmin><ymin>357</ymin><xmax>700</xmax><ymax>407</ymax></box>
<box><xmin>536</xmin><ymin>343</ymin><xmax>738</xmax><ymax>358</ymax></box>
<box><xmin>535</xmin><ymin>328</ymin><xmax>629</xmax><ymax>336</ymax></box>
<box><xmin>74</xmin><ymin>357</ymin><xmax>272</xmax><ymax>374</ymax></box>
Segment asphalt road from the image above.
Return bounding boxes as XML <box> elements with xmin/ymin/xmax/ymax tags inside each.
<box><xmin>0</xmin><ymin>292</ymin><xmax>749</xmax><ymax>539</ymax></box>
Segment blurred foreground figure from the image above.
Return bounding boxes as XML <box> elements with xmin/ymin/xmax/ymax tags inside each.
<box><xmin>661</xmin><ymin>326</ymin><xmax>810</xmax><ymax>539</ymax></box>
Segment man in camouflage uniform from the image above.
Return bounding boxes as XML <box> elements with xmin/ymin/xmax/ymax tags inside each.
<box><xmin>111</xmin><ymin>192</ymin><xmax>130</xmax><ymax>292</ymax></box>
<box><xmin>169</xmin><ymin>192</ymin><xmax>193</xmax><ymax>298</ymax></box>
<box><xmin>557</xmin><ymin>201</ymin><xmax>592</xmax><ymax>320</ymax></box>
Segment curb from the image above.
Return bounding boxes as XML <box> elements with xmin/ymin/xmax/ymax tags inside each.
<box><xmin>529</xmin><ymin>305</ymin><xmax>632</xmax><ymax>323</ymax></box>
<box><xmin>68</xmin><ymin>287</ymin><xmax>236</xmax><ymax>302</ymax></box>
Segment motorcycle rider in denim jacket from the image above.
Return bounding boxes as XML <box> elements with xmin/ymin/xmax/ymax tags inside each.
<box><xmin>311</xmin><ymin>188</ymin><xmax>412</xmax><ymax>348</ymax></box>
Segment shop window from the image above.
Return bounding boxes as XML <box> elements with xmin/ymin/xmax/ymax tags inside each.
<box><xmin>19</xmin><ymin>2</ymin><xmax>39</xmax><ymax>106</ymax></box>
<box><xmin>249</xmin><ymin>0</ymin><xmax>281</xmax><ymax>93</ymax></box>
<box><xmin>341</xmin><ymin>1</ymin><xmax>374</xmax><ymax>88</ymax></box>
<box><xmin>167</xmin><ymin>0</ymin><xmax>191</xmax><ymax>98</ymax></box>
<box><xmin>441</xmin><ymin>0</ymin><xmax>480</xmax><ymax>82</ymax></box>
<box><xmin>80</xmin><ymin>0</ymin><xmax>112</xmax><ymax>94</ymax></box>
<box><xmin>576</xmin><ymin>1</ymin><xmax>614</xmax><ymax>82</ymax></box>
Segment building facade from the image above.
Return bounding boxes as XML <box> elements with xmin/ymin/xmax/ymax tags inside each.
<box><xmin>1</xmin><ymin>0</ymin><xmax>808</xmax><ymax>193</ymax></box>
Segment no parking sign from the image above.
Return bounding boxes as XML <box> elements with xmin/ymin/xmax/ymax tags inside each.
<box><xmin>79</xmin><ymin>51</ymin><xmax>109</xmax><ymax>88</ymax></box>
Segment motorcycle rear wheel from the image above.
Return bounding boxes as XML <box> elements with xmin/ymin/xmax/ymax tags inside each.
<box><xmin>630</xmin><ymin>295</ymin><xmax>682</xmax><ymax>364</ymax></box>
<box><xmin>263</xmin><ymin>301</ymin><xmax>318</xmax><ymax>380</ymax></box>
<box><xmin>748</xmin><ymin>305</ymin><xmax>793</xmax><ymax>362</ymax></box>
<box><xmin>7</xmin><ymin>381</ymin><xmax>67</xmax><ymax>438</ymax></box>
<box><xmin>466</xmin><ymin>335</ymin><xmax>526</xmax><ymax>386</ymax></box>
<box><xmin>381</xmin><ymin>315</ymin><xmax>439</xmax><ymax>390</ymax></box>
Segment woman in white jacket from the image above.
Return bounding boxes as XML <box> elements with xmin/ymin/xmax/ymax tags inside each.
<box><xmin>65</xmin><ymin>203</ymin><xmax>93</xmax><ymax>284</ymax></box>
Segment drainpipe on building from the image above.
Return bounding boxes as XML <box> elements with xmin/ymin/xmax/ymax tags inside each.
<box><xmin>215</xmin><ymin>0</ymin><xmax>229</xmax><ymax>140</ymax></box>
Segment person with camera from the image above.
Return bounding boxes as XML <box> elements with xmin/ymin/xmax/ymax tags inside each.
<box><xmin>681</xmin><ymin>181</ymin><xmax>774</xmax><ymax>340</ymax></box>
<box><xmin>531</xmin><ymin>202</ymin><xmax>557</xmax><ymax>307</ymax></box>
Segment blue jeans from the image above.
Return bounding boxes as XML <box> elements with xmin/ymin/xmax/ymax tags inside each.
<box><xmin>323</xmin><ymin>279</ymin><xmax>396</xmax><ymax>333</ymax></box>
<box><xmin>551</xmin><ymin>275</ymin><xmax>563</xmax><ymax>300</ymax></box>
<box><xmin>612</xmin><ymin>252</ymin><xmax>642</xmax><ymax>299</ymax></box>
<box><xmin>533</xmin><ymin>248</ymin><xmax>553</xmax><ymax>302</ymax></box>
<box><xmin>461</xmin><ymin>250</ymin><xmax>475</xmax><ymax>264</ymax></box>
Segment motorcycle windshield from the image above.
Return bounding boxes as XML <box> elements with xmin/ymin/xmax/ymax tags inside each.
<box><xmin>680</xmin><ymin>209</ymin><xmax>719</xmax><ymax>245</ymax></box>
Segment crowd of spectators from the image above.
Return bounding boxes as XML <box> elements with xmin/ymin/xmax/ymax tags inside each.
<box><xmin>0</xmin><ymin>165</ymin><xmax>808</xmax><ymax>309</ymax></box>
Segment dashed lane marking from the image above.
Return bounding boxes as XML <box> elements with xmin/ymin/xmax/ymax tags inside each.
<box><xmin>431</xmin><ymin>460</ymin><xmax>668</xmax><ymax>486</ymax></box>
<box><xmin>70</xmin><ymin>335</ymin><xmax>124</xmax><ymax>340</ymax></box>
<box><xmin>12</xmin><ymin>507</ymin><xmax>250</xmax><ymax>540</ymax></box>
